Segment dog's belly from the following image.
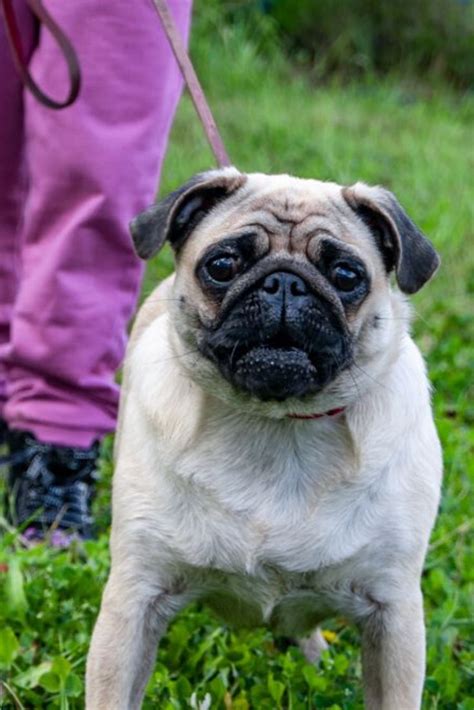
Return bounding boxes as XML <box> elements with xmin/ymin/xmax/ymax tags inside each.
<box><xmin>196</xmin><ymin>568</ymin><xmax>336</xmax><ymax>636</ymax></box>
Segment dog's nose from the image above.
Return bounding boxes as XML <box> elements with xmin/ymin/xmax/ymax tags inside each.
<box><xmin>262</xmin><ymin>272</ymin><xmax>308</xmax><ymax>300</ymax></box>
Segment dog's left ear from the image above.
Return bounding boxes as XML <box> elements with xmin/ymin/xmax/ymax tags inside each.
<box><xmin>130</xmin><ymin>167</ymin><xmax>247</xmax><ymax>259</ymax></box>
<box><xmin>342</xmin><ymin>183</ymin><xmax>440</xmax><ymax>294</ymax></box>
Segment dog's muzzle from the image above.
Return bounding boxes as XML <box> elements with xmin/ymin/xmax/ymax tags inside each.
<box><xmin>201</xmin><ymin>270</ymin><xmax>352</xmax><ymax>401</ymax></box>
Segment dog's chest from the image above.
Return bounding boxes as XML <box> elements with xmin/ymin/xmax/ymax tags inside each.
<box><xmin>161</xmin><ymin>420</ymin><xmax>394</xmax><ymax>582</ymax></box>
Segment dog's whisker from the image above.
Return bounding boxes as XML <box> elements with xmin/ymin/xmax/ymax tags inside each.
<box><xmin>348</xmin><ymin>366</ymin><xmax>362</xmax><ymax>399</ymax></box>
<box><xmin>229</xmin><ymin>341</ymin><xmax>240</xmax><ymax>369</ymax></box>
<box><xmin>327</xmin><ymin>350</ymin><xmax>361</xmax><ymax>399</ymax></box>
<box><xmin>140</xmin><ymin>297</ymin><xmax>184</xmax><ymax>303</ymax></box>
<box><xmin>374</xmin><ymin>316</ymin><xmax>412</xmax><ymax>322</ymax></box>
<box><xmin>149</xmin><ymin>349</ymin><xmax>201</xmax><ymax>365</ymax></box>
<box><xmin>352</xmin><ymin>363</ymin><xmax>391</xmax><ymax>392</ymax></box>
<box><xmin>411</xmin><ymin>307</ymin><xmax>431</xmax><ymax>329</ymax></box>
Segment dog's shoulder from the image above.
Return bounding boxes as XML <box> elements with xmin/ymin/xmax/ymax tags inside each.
<box><xmin>118</xmin><ymin>285</ymin><xmax>208</xmax><ymax>460</ymax></box>
<box><xmin>128</xmin><ymin>274</ymin><xmax>176</xmax><ymax>354</ymax></box>
<box><xmin>115</xmin><ymin>274</ymin><xmax>186</xmax><ymax>460</ymax></box>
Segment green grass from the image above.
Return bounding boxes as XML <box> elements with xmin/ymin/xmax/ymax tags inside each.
<box><xmin>1</xmin><ymin>6</ymin><xmax>473</xmax><ymax>709</ymax></box>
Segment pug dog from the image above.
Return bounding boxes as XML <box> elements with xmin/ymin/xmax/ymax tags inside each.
<box><xmin>86</xmin><ymin>168</ymin><xmax>442</xmax><ymax>710</ymax></box>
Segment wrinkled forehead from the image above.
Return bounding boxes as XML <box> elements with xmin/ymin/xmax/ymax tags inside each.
<box><xmin>181</xmin><ymin>173</ymin><xmax>379</xmax><ymax>264</ymax></box>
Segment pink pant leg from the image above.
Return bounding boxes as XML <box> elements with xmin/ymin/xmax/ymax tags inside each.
<box><xmin>0</xmin><ymin>0</ymin><xmax>36</xmax><ymax>413</ymax></box>
<box><xmin>3</xmin><ymin>0</ymin><xmax>193</xmax><ymax>446</ymax></box>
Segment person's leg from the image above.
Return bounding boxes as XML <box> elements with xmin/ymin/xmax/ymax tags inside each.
<box><xmin>0</xmin><ymin>0</ymin><xmax>36</xmax><ymax>424</ymax></box>
<box><xmin>3</xmin><ymin>0</ymin><xmax>193</xmax><ymax>447</ymax></box>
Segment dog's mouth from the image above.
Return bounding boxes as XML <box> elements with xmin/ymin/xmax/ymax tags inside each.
<box><xmin>213</xmin><ymin>331</ymin><xmax>319</xmax><ymax>368</ymax></box>
<box><xmin>232</xmin><ymin>331</ymin><xmax>317</xmax><ymax>363</ymax></box>
<box><xmin>203</xmin><ymin>331</ymin><xmax>349</xmax><ymax>401</ymax></box>
<box><xmin>233</xmin><ymin>344</ymin><xmax>318</xmax><ymax>401</ymax></box>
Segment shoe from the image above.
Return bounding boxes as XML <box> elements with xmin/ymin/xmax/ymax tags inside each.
<box><xmin>5</xmin><ymin>430</ymin><xmax>100</xmax><ymax>545</ymax></box>
<box><xmin>0</xmin><ymin>418</ymin><xmax>7</xmax><ymax>447</ymax></box>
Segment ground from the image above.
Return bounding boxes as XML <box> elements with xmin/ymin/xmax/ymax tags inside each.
<box><xmin>0</xmin><ymin>9</ymin><xmax>473</xmax><ymax>710</ymax></box>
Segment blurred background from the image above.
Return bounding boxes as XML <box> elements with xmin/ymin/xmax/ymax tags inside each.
<box><xmin>1</xmin><ymin>1</ymin><xmax>473</xmax><ymax>707</ymax></box>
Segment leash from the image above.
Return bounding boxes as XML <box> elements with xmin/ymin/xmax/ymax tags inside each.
<box><xmin>1</xmin><ymin>0</ymin><xmax>230</xmax><ymax>165</ymax></box>
<box><xmin>0</xmin><ymin>0</ymin><xmax>80</xmax><ymax>109</ymax></box>
<box><xmin>151</xmin><ymin>0</ymin><xmax>231</xmax><ymax>168</ymax></box>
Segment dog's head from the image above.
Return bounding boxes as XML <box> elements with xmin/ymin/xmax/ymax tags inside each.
<box><xmin>131</xmin><ymin>168</ymin><xmax>439</xmax><ymax>412</ymax></box>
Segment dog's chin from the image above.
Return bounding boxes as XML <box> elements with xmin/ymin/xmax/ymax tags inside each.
<box><xmin>231</xmin><ymin>346</ymin><xmax>320</xmax><ymax>401</ymax></box>
<box><xmin>175</xmin><ymin>333</ymin><xmax>357</xmax><ymax>417</ymax></box>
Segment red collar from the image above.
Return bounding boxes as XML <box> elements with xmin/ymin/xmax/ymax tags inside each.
<box><xmin>287</xmin><ymin>407</ymin><xmax>345</xmax><ymax>420</ymax></box>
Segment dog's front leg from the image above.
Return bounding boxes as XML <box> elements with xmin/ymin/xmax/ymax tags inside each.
<box><xmin>86</xmin><ymin>571</ymin><xmax>185</xmax><ymax>710</ymax></box>
<box><xmin>360</xmin><ymin>589</ymin><xmax>425</xmax><ymax>710</ymax></box>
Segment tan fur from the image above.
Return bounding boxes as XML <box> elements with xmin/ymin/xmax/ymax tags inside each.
<box><xmin>87</xmin><ymin>172</ymin><xmax>441</xmax><ymax>710</ymax></box>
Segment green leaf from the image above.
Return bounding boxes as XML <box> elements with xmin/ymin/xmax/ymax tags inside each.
<box><xmin>51</xmin><ymin>656</ymin><xmax>72</xmax><ymax>681</ymax></box>
<box><xmin>303</xmin><ymin>664</ymin><xmax>328</xmax><ymax>691</ymax></box>
<box><xmin>174</xmin><ymin>675</ymin><xmax>192</xmax><ymax>701</ymax></box>
<box><xmin>267</xmin><ymin>673</ymin><xmax>285</xmax><ymax>704</ymax></box>
<box><xmin>333</xmin><ymin>653</ymin><xmax>350</xmax><ymax>675</ymax></box>
<box><xmin>14</xmin><ymin>661</ymin><xmax>53</xmax><ymax>689</ymax></box>
<box><xmin>64</xmin><ymin>672</ymin><xmax>83</xmax><ymax>697</ymax></box>
<box><xmin>39</xmin><ymin>671</ymin><xmax>61</xmax><ymax>692</ymax></box>
<box><xmin>232</xmin><ymin>697</ymin><xmax>249</xmax><ymax>710</ymax></box>
<box><xmin>0</xmin><ymin>626</ymin><xmax>20</xmax><ymax>669</ymax></box>
<box><xmin>209</xmin><ymin>675</ymin><xmax>227</xmax><ymax>703</ymax></box>
<box><xmin>4</xmin><ymin>557</ymin><xmax>28</xmax><ymax>620</ymax></box>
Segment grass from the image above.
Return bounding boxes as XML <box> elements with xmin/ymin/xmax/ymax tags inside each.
<box><xmin>1</xmin><ymin>5</ymin><xmax>473</xmax><ymax>708</ymax></box>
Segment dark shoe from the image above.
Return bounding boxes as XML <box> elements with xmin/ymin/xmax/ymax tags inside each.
<box><xmin>5</xmin><ymin>430</ymin><xmax>100</xmax><ymax>544</ymax></box>
<box><xmin>0</xmin><ymin>418</ymin><xmax>7</xmax><ymax>447</ymax></box>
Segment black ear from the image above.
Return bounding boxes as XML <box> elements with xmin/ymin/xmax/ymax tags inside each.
<box><xmin>342</xmin><ymin>183</ymin><xmax>440</xmax><ymax>294</ymax></box>
<box><xmin>130</xmin><ymin>168</ymin><xmax>246</xmax><ymax>259</ymax></box>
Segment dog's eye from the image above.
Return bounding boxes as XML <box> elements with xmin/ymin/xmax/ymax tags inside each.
<box><xmin>330</xmin><ymin>263</ymin><xmax>363</xmax><ymax>292</ymax></box>
<box><xmin>205</xmin><ymin>255</ymin><xmax>241</xmax><ymax>283</ymax></box>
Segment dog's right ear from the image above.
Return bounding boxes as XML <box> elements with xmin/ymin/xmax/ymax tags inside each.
<box><xmin>130</xmin><ymin>168</ymin><xmax>246</xmax><ymax>259</ymax></box>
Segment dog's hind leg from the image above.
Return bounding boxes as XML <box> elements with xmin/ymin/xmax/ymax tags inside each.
<box><xmin>86</xmin><ymin>571</ymin><xmax>187</xmax><ymax>710</ymax></box>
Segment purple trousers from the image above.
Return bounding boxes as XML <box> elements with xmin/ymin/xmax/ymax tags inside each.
<box><xmin>0</xmin><ymin>0</ymin><xmax>192</xmax><ymax>447</ymax></box>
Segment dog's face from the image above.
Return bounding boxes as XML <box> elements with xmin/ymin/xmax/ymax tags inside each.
<box><xmin>131</xmin><ymin>169</ymin><xmax>439</xmax><ymax>411</ymax></box>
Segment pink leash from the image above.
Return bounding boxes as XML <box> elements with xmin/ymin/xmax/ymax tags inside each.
<box><xmin>151</xmin><ymin>0</ymin><xmax>231</xmax><ymax>168</ymax></box>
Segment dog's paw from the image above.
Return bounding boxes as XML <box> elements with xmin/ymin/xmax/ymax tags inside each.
<box><xmin>298</xmin><ymin>627</ymin><xmax>329</xmax><ymax>664</ymax></box>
